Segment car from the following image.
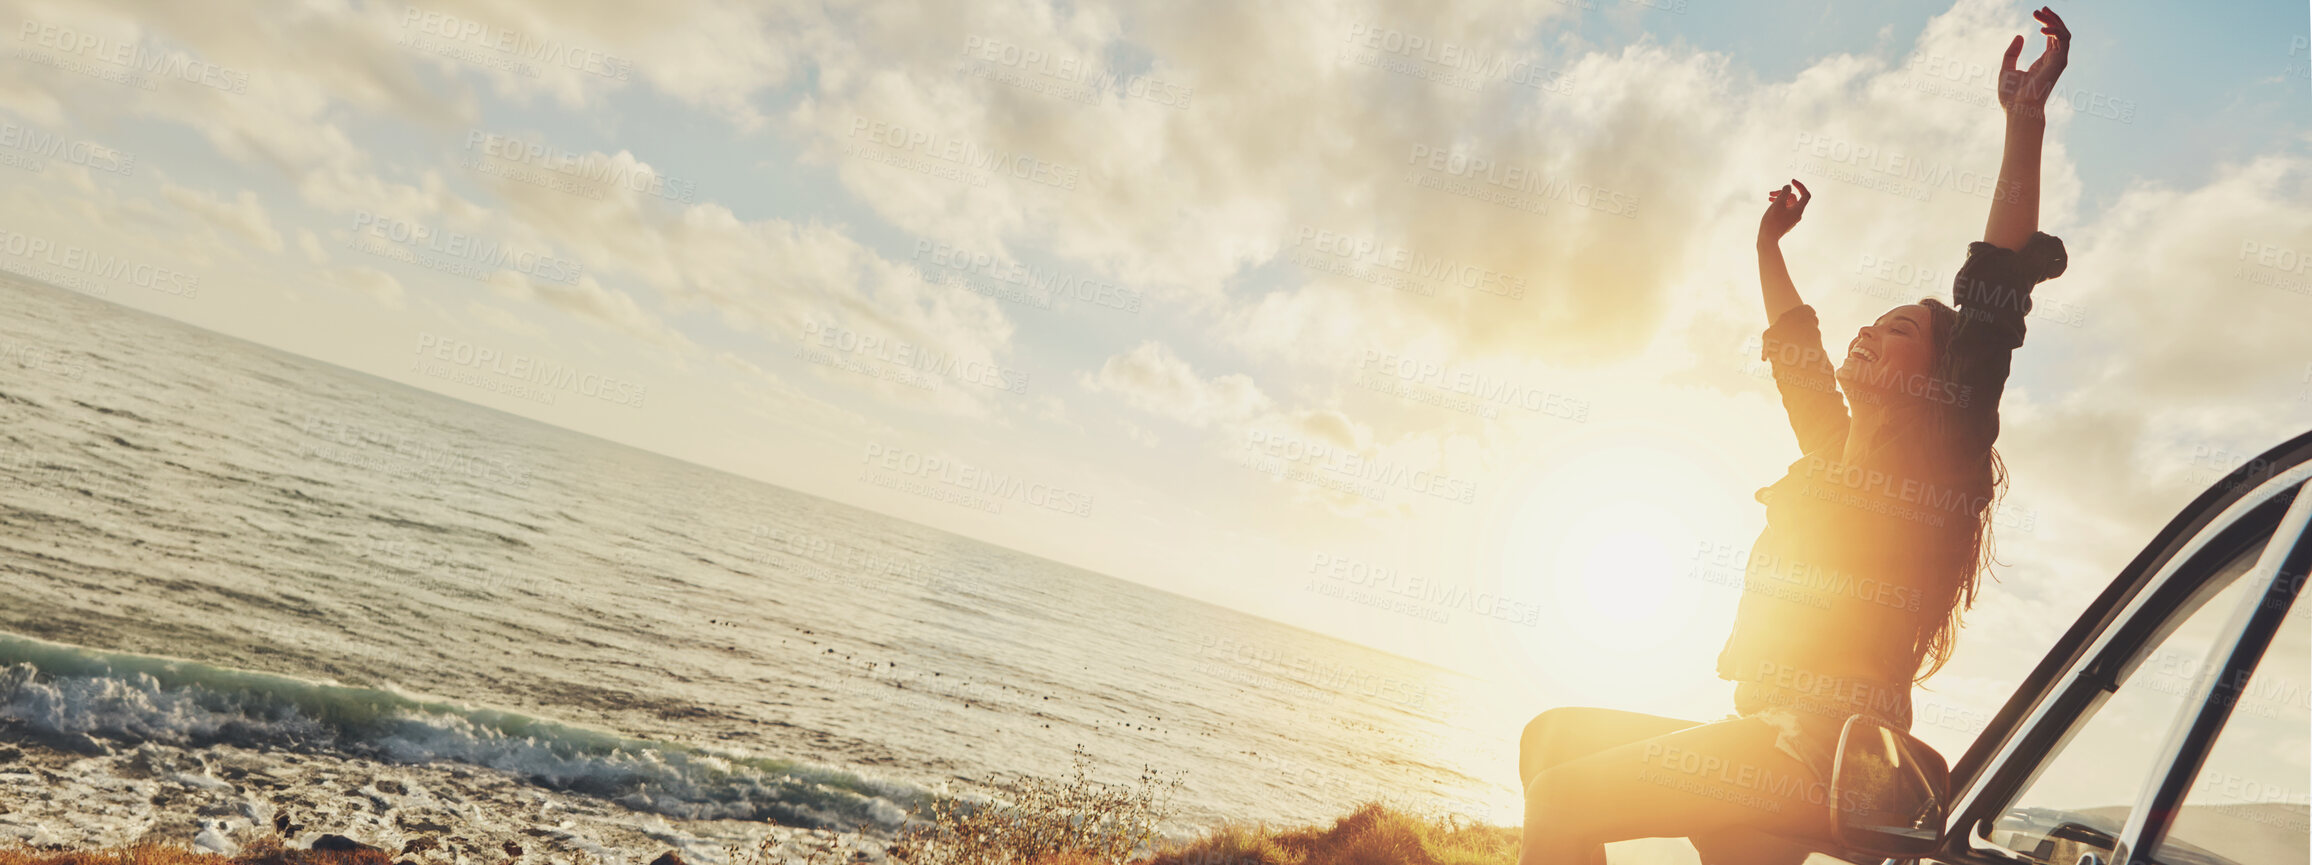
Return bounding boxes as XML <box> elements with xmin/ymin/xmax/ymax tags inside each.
<box><xmin>1796</xmin><ymin>429</ymin><xmax>2312</xmax><ymax>865</ymax></box>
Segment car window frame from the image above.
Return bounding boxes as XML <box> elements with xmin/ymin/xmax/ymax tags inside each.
<box><xmin>1934</xmin><ymin>453</ymin><xmax>2312</xmax><ymax>865</ymax></box>
<box><xmin>1954</xmin><ymin>488</ymin><xmax>2293</xmax><ymax>863</ymax></box>
<box><xmin>2126</xmin><ymin>481</ymin><xmax>2312</xmax><ymax>864</ymax></box>
<box><xmin>1945</xmin><ymin>435</ymin><xmax>2312</xmax><ymax>809</ymax></box>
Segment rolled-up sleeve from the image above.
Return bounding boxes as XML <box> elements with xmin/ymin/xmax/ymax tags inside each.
<box><xmin>1762</xmin><ymin>304</ymin><xmax>1851</xmax><ymax>456</ymax></box>
<box><xmin>1942</xmin><ymin>231</ymin><xmax>2067</xmax><ymax>457</ymax></box>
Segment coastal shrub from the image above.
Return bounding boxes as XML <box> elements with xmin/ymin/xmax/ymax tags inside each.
<box><xmin>727</xmin><ymin>830</ymin><xmax>858</xmax><ymax>865</ymax></box>
<box><xmin>890</xmin><ymin>746</ymin><xmax>1181</xmax><ymax>865</ymax></box>
<box><xmin>0</xmin><ymin>839</ymin><xmax>392</xmax><ymax>865</ymax></box>
<box><xmin>0</xmin><ymin>800</ymin><xmax>1521</xmax><ymax>865</ymax></box>
<box><xmin>1140</xmin><ymin>824</ymin><xmax>1292</xmax><ymax>865</ymax></box>
<box><xmin>1147</xmin><ymin>804</ymin><xmax>1520</xmax><ymax>865</ymax></box>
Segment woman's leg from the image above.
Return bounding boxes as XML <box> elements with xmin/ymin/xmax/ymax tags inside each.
<box><xmin>1520</xmin><ymin>706</ymin><xmax>1701</xmax><ymax>790</ymax></box>
<box><xmin>1520</xmin><ymin>713</ymin><xmax>1835</xmax><ymax>865</ymax></box>
<box><xmin>1519</xmin><ymin>707</ymin><xmax>1701</xmax><ymax>865</ymax></box>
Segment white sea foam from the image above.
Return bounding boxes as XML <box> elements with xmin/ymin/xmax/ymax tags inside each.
<box><xmin>0</xmin><ymin>635</ymin><xmax>927</xmax><ymax>833</ymax></box>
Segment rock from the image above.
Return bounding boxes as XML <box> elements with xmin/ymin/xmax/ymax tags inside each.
<box><xmin>196</xmin><ymin>799</ymin><xmax>246</xmax><ymax>818</ymax></box>
<box><xmin>503</xmin><ymin>841</ymin><xmax>524</xmax><ymax>857</ymax></box>
<box><xmin>403</xmin><ymin>837</ymin><xmax>441</xmax><ymax>855</ymax></box>
<box><xmin>194</xmin><ymin>820</ymin><xmax>238</xmax><ymax>857</ymax></box>
<box><xmin>313</xmin><ymin>834</ymin><xmax>383</xmax><ymax>853</ymax></box>
<box><xmin>376</xmin><ymin>779</ymin><xmax>407</xmax><ymax>796</ymax></box>
<box><xmin>174</xmin><ymin>771</ymin><xmax>233</xmax><ymax>791</ymax></box>
<box><xmin>650</xmin><ymin>853</ymin><xmax>686</xmax><ymax>865</ymax></box>
<box><xmin>36</xmin><ymin>731</ymin><xmax>108</xmax><ymax>756</ymax></box>
<box><xmin>0</xmin><ymin>745</ymin><xmax>21</xmax><ymax>763</ymax></box>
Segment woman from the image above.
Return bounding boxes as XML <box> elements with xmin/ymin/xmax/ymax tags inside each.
<box><xmin>1516</xmin><ymin>8</ymin><xmax>2073</xmax><ymax>865</ymax></box>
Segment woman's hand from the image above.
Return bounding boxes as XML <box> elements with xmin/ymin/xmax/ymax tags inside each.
<box><xmin>1985</xmin><ymin>8</ymin><xmax>2065</xmax><ymax>249</ymax></box>
<box><xmin>1998</xmin><ymin>7</ymin><xmax>2070</xmax><ymax>121</ymax></box>
<box><xmin>1757</xmin><ymin>180</ymin><xmax>1810</xmax><ymax>246</ymax></box>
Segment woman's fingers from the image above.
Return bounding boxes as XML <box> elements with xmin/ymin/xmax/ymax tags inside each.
<box><xmin>2037</xmin><ymin>6</ymin><xmax>2068</xmax><ymax>35</ymax></box>
<box><xmin>1792</xmin><ymin>179</ymin><xmax>1811</xmax><ymax>206</ymax></box>
<box><xmin>2003</xmin><ymin>34</ymin><xmax>2025</xmax><ymax>74</ymax></box>
<box><xmin>2035</xmin><ymin>14</ymin><xmax>2067</xmax><ymax>78</ymax></box>
<box><xmin>2036</xmin><ymin>8</ymin><xmax>2069</xmax><ymax>51</ymax></box>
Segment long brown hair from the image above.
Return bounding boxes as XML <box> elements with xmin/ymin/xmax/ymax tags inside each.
<box><xmin>1909</xmin><ymin>297</ymin><xmax>2008</xmax><ymax>684</ymax></box>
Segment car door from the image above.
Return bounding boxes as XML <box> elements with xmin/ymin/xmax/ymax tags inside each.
<box><xmin>1917</xmin><ymin>431</ymin><xmax>2312</xmax><ymax>865</ymax></box>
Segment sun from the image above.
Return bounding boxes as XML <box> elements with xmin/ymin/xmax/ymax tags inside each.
<box><xmin>1564</xmin><ymin>518</ymin><xmax>1687</xmax><ymax>626</ymax></box>
<box><xmin>1481</xmin><ymin>425</ymin><xmax>1760</xmax><ymax>714</ymax></box>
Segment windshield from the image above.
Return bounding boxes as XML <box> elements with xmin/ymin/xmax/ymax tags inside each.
<box><xmin>1976</xmin><ymin>535</ymin><xmax>2270</xmax><ymax>865</ymax></box>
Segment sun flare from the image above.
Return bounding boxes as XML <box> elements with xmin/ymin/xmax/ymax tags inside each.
<box><xmin>1484</xmin><ymin>427</ymin><xmax>1761</xmax><ymax>715</ymax></box>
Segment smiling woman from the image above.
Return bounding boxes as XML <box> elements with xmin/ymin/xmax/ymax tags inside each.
<box><xmin>1508</xmin><ymin>9</ymin><xmax>2077</xmax><ymax>865</ymax></box>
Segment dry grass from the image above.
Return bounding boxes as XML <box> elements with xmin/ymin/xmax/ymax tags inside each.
<box><xmin>888</xmin><ymin>746</ymin><xmax>1182</xmax><ymax>865</ymax></box>
<box><xmin>0</xmin><ymin>837</ymin><xmax>392</xmax><ymax>865</ymax></box>
<box><xmin>879</xmin><ymin>745</ymin><xmax>1519</xmax><ymax>865</ymax></box>
<box><xmin>1143</xmin><ymin>804</ymin><xmax>1518</xmax><ymax>865</ymax></box>
<box><xmin>0</xmin><ymin>804</ymin><xmax>1521</xmax><ymax>865</ymax></box>
<box><xmin>7</xmin><ymin>775</ymin><xmax>1513</xmax><ymax>865</ymax></box>
<box><xmin>727</xmin><ymin>830</ymin><xmax>857</xmax><ymax>865</ymax></box>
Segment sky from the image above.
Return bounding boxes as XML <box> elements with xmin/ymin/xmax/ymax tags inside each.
<box><xmin>0</xmin><ymin>0</ymin><xmax>2307</xmax><ymax>784</ymax></box>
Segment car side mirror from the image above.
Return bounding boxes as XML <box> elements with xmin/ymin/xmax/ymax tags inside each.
<box><xmin>1828</xmin><ymin>714</ymin><xmax>1952</xmax><ymax>858</ymax></box>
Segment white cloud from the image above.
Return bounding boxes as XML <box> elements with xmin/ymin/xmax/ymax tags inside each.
<box><xmin>1083</xmin><ymin>340</ymin><xmax>1271</xmax><ymax>427</ymax></box>
<box><xmin>328</xmin><ymin>265</ymin><xmax>406</xmax><ymax>308</ymax></box>
<box><xmin>161</xmin><ymin>183</ymin><xmax>285</xmax><ymax>254</ymax></box>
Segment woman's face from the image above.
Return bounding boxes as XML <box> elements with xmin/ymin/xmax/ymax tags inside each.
<box><xmin>1837</xmin><ymin>303</ymin><xmax>1936</xmax><ymax>397</ymax></box>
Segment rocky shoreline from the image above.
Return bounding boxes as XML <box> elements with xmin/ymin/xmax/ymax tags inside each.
<box><xmin>0</xmin><ymin>731</ymin><xmax>884</xmax><ymax>865</ymax></box>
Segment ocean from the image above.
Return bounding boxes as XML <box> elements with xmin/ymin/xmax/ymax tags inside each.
<box><xmin>0</xmin><ymin>277</ymin><xmax>1522</xmax><ymax>860</ymax></box>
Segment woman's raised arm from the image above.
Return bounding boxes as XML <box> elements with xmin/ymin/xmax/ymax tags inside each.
<box><xmin>1936</xmin><ymin>8</ymin><xmax>2073</xmax><ymax>461</ymax></box>
<box><xmin>1752</xmin><ymin>179</ymin><xmax>1849</xmax><ymax>455</ymax></box>
<box><xmin>1984</xmin><ymin>7</ymin><xmax>2070</xmax><ymax>252</ymax></box>
<box><xmin>1756</xmin><ymin>180</ymin><xmax>1810</xmax><ymax>326</ymax></box>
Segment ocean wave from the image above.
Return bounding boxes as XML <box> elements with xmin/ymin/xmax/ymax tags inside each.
<box><xmin>0</xmin><ymin>633</ymin><xmax>924</xmax><ymax>832</ymax></box>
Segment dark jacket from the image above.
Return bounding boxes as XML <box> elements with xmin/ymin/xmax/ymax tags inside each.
<box><xmin>1716</xmin><ymin>232</ymin><xmax>2068</xmax><ymax>720</ymax></box>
